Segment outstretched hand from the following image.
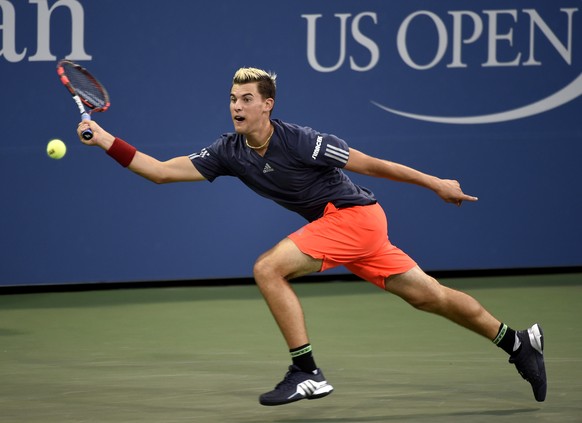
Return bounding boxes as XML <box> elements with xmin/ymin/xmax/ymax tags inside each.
<box><xmin>77</xmin><ymin>119</ymin><xmax>115</xmax><ymax>149</ymax></box>
<box><xmin>435</xmin><ymin>179</ymin><xmax>478</xmax><ymax>207</ymax></box>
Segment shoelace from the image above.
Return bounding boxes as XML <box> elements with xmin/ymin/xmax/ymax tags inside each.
<box><xmin>274</xmin><ymin>369</ymin><xmax>297</xmax><ymax>389</ymax></box>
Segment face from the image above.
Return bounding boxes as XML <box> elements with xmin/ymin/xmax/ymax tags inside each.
<box><xmin>230</xmin><ymin>82</ymin><xmax>273</xmax><ymax>134</ymax></box>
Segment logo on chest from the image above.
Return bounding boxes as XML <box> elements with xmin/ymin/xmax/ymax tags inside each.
<box><xmin>263</xmin><ymin>163</ymin><xmax>275</xmax><ymax>174</ymax></box>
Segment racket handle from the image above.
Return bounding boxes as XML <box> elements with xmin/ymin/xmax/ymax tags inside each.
<box><xmin>81</xmin><ymin>112</ymin><xmax>93</xmax><ymax>140</ymax></box>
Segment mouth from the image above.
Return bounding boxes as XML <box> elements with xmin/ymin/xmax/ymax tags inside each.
<box><xmin>234</xmin><ymin>115</ymin><xmax>245</xmax><ymax>123</ymax></box>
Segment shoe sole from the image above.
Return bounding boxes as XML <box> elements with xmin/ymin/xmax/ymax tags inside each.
<box><xmin>307</xmin><ymin>384</ymin><xmax>334</xmax><ymax>400</ymax></box>
<box><xmin>259</xmin><ymin>381</ymin><xmax>334</xmax><ymax>406</ymax></box>
<box><xmin>528</xmin><ymin>323</ymin><xmax>547</xmax><ymax>402</ymax></box>
<box><xmin>528</xmin><ymin>323</ymin><xmax>544</xmax><ymax>354</ymax></box>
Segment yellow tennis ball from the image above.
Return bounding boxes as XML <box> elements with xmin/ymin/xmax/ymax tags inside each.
<box><xmin>47</xmin><ymin>139</ymin><xmax>67</xmax><ymax>159</ymax></box>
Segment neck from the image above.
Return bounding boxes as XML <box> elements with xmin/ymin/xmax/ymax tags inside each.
<box><xmin>245</xmin><ymin>122</ymin><xmax>274</xmax><ymax>150</ymax></box>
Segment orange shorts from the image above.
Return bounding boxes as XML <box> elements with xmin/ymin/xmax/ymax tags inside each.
<box><xmin>288</xmin><ymin>202</ymin><xmax>416</xmax><ymax>289</ymax></box>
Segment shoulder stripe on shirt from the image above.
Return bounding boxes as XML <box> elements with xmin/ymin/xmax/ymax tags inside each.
<box><xmin>189</xmin><ymin>148</ymin><xmax>210</xmax><ymax>160</ymax></box>
<box><xmin>324</xmin><ymin>144</ymin><xmax>349</xmax><ymax>164</ymax></box>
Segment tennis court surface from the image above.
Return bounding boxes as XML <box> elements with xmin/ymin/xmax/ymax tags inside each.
<box><xmin>1</xmin><ymin>272</ymin><xmax>580</xmax><ymax>422</ymax></box>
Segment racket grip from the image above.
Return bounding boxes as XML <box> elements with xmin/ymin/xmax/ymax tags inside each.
<box><xmin>81</xmin><ymin>112</ymin><xmax>93</xmax><ymax>140</ymax></box>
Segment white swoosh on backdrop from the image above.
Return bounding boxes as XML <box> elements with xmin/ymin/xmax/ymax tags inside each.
<box><xmin>371</xmin><ymin>71</ymin><xmax>582</xmax><ymax>124</ymax></box>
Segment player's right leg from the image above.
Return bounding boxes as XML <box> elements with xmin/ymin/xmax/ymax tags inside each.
<box><xmin>253</xmin><ymin>237</ymin><xmax>323</xmax><ymax>349</ymax></box>
<box><xmin>253</xmin><ymin>237</ymin><xmax>334</xmax><ymax>406</ymax></box>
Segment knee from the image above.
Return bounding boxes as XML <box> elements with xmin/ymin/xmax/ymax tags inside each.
<box><xmin>253</xmin><ymin>254</ymin><xmax>279</xmax><ymax>286</ymax></box>
<box><xmin>406</xmin><ymin>280</ymin><xmax>447</xmax><ymax>313</ymax></box>
<box><xmin>253</xmin><ymin>256</ymin><xmax>269</xmax><ymax>283</ymax></box>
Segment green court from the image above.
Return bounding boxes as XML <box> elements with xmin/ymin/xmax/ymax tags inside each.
<box><xmin>1</xmin><ymin>273</ymin><xmax>580</xmax><ymax>423</ymax></box>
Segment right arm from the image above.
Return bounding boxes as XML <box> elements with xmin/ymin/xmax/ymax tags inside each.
<box><xmin>77</xmin><ymin>119</ymin><xmax>206</xmax><ymax>184</ymax></box>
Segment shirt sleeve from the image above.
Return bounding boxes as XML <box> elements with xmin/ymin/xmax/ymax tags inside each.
<box><xmin>317</xmin><ymin>132</ymin><xmax>350</xmax><ymax>168</ymax></box>
<box><xmin>188</xmin><ymin>136</ymin><xmax>233</xmax><ymax>182</ymax></box>
<box><xmin>295</xmin><ymin>126</ymin><xmax>350</xmax><ymax>168</ymax></box>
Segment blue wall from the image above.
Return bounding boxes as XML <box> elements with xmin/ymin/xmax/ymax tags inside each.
<box><xmin>1</xmin><ymin>0</ymin><xmax>581</xmax><ymax>286</ymax></box>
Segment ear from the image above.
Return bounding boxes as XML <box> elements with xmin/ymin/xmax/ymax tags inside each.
<box><xmin>264</xmin><ymin>98</ymin><xmax>274</xmax><ymax>113</ymax></box>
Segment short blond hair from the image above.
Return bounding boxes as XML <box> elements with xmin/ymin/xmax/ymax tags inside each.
<box><xmin>233</xmin><ymin>67</ymin><xmax>277</xmax><ymax>102</ymax></box>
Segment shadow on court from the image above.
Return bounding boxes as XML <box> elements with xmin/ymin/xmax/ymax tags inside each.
<box><xmin>0</xmin><ymin>273</ymin><xmax>580</xmax><ymax>423</ymax></box>
<box><xmin>271</xmin><ymin>407</ymin><xmax>540</xmax><ymax>422</ymax></box>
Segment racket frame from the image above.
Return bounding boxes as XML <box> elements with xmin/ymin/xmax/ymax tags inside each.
<box><xmin>56</xmin><ymin>60</ymin><xmax>110</xmax><ymax>140</ymax></box>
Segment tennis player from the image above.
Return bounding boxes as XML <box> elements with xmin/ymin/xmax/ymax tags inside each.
<box><xmin>77</xmin><ymin>67</ymin><xmax>547</xmax><ymax>405</ymax></box>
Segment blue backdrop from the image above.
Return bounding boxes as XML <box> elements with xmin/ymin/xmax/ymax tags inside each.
<box><xmin>1</xmin><ymin>0</ymin><xmax>581</xmax><ymax>286</ymax></box>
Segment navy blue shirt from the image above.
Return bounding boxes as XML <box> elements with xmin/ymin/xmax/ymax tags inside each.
<box><xmin>189</xmin><ymin>119</ymin><xmax>376</xmax><ymax>222</ymax></box>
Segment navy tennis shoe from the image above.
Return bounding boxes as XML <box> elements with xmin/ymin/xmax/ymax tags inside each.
<box><xmin>259</xmin><ymin>365</ymin><xmax>334</xmax><ymax>406</ymax></box>
<box><xmin>509</xmin><ymin>323</ymin><xmax>547</xmax><ymax>402</ymax></box>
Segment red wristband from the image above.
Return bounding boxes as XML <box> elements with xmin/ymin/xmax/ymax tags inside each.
<box><xmin>107</xmin><ymin>137</ymin><xmax>137</xmax><ymax>167</ymax></box>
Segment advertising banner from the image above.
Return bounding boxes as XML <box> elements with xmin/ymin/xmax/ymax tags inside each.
<box><xmin>1</xmin><ymin>0</ymin><xmax>580</xmax><ymax>285</ymax></box>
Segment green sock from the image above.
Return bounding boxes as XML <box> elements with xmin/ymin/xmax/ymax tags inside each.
<box><xmin>493</xmin><ymin>323</ymin><xmax>519</xmax><ymax>355</ymax></box>
<box><xmin>290</xmin><ymin>344</ymin><xmax>317</xmax><ymax>374</ymax></box>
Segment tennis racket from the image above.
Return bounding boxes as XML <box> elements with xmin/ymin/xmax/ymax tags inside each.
<box><xmin>56</xmin><ymin>60</ymin><xmax>110</xmax><ymax>140</ymax></box>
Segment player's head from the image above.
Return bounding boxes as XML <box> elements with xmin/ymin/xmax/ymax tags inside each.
<box><xmin>232</xmin><ymin>67</ymin><xmax>276</xmax><ymax>115</ymax></box>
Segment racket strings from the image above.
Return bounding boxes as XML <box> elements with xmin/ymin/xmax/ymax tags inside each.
<box><xmin>62</xmin><ymin>63</ymin><xmax>109</xmax><ymax>110</ymax></box>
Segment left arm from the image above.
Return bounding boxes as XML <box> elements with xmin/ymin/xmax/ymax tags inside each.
<box><xmin>344</xmin><ymin>148</ymin><xmax>478</xmax><ymax>206</ymax></box>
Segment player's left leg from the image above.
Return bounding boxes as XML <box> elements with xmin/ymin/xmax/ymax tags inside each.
<box><xmin>384</xmin><ymin>266</ymin><xmax>546</xmax><ymax>401</ymax></box>
<box><xmin>384</xmin><ymin>265</ymin><xmax>500</xmax><ymax>338</ymax></box>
